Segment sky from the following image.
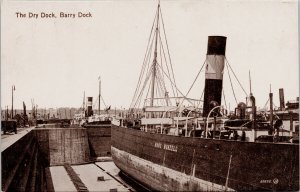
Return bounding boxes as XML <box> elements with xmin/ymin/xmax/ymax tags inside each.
<box><xmin>1</xmin><ymin>0</ymin><xmax>298</xmax><ymax>110</ymax></box>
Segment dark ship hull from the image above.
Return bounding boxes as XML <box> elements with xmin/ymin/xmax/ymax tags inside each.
<box><xmin>111</xmin><ymin>126</ymin><xmax>299</xmax><ymax>191</ymax></box>
<box><xmin>111</xmin><ymin>3</ymin><xmax>299</xmax><ymax>191</ymax></box>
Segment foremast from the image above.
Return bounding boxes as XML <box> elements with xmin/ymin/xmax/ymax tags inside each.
<box><xmin>129</xmin><ymin>1</ymin><xmax>179</xmax><ymax>114</ymax></box>
<box><xmin>150</xmin><ymin>3</ymin><xmax>160</xmax><ymax>107</ymax></box>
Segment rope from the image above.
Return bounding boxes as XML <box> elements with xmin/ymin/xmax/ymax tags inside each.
<box><xmin>130</xmin><ymin>9</ymin><xmax>158</xmax><ymax>109</ymax></box>
<box><xmin>132</xmin><ymin>66</ymin><xmax>154</xmax><ymax>109</ymax></box>
<box><xmin>101</xmin><ymin>95</ymin><xmax>107</xmax><ymax>109</ymax></box>
<box><xmin>263</xmin><ymin>98</ymin><xmax>270</xmax><ymax>110</ymax></box>
<box><xmin>225</xmin><ymin>60</ymin><xmax>238</xmax><ymax>105</ymax></box>
<box><xmin>131</xmin><ymin>4</ymin><xmax>182</xmax><ymax>109</ymax></box>
<box><xmin>225</xmin><ymin>57</ymin><xmax>248</xmax><ymax>96</ymax></box>
<box><xmin>158</xmin><ymin>29</ymin><xmax>176</xmax><ymax>98</ymax></box>
<box><xmin>223</xmin><ymin>89</ymin><xmax>228</xmax><ymax>110</ymax></box>
<box><xmin>130</xmin><ymin>32</ymin><xmax>155</xmax><ymax>109</ymax></box>
<box><xmin>131</xmin><ymin>26</ymin><xmax>156</xmax><ymax>109</ymax></box>
<box><xmin>156</xmin><ymin>64</ymin><xmax>194</xmax><ymax>105</ymax></box>
<box><xmin>156</xmin><ymin>62</ymin><xmax>167</xmax><ymax>97</ymax></box>
<box><xmin>143</xmin><ymin>77</ymin><xmax>152</xmax><ymax>107</ymax></box>
<box><xmin>159</xmin><ymin>7</ymin><xmax>178</xmax><ymax>97</ymax></box>
<box><xmin>185</xmin><ymin>61</ymin><xmax>206</xmax><ymax>99</ymax></box>
<box><xmin>177</xmin><ymin>60</ymin><xmax>207</xmax><ymax>109</ymax></box>
<box><xmin>196</xmin><ymin>87</ymin><xmax>205</xmax><ymax>109</ymax></box>
<box><xmin>157</xmin><ymin>67</ymin><xmax>168</xmax><ymax>105</ymax></box>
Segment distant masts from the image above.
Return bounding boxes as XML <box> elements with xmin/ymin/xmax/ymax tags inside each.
<box><xmin>83</xmin><ymin>91</ymin><xmax>85</xmax><ymax>113</ymax></box>
<box><xmin>99</xmin><ymin>76</ymin><xmax>101</xmax><ymax>115</ymax></box>
<box><xmin>11</xmin><ymin>85</ymin><xmax>15</xmax><ymax>118</ymax></box>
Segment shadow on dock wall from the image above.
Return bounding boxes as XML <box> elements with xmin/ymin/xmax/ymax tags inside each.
<box><xmin>2</xmin><ymin>128</ymin><xmax>92</xmax><ymax>191</ymax></box>
<box><xmin>34</xmin><ymin>128</ymin><xmax>91</xmax><ymax>166</ymax></box>
<box><xmin>2</xmin><ymin>131</ymin><xmax>49</xmax><ymax>192</ymax></box>
<box><xmin>86</xmin><ymin>127</ymin><xmax>111</xmax><ymax>158</ymax></box>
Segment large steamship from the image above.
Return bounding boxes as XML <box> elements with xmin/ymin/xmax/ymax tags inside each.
<box><xmin>111</xmin><ymin>2</ymin><xmax>299</xmax><ymax>191</ymax></box>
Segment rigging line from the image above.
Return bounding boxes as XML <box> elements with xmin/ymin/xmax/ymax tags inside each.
<box><xmin>157</xmin><ymin>70</ymin><xmax>167</xmax><ymax>105</ymax></box>
<box><xmin>156</xmin><ymin>66</ymin><xmax>165</xmax><ymax>96</ymax></box>
<box><xmin>273</xmin><ymin>102</ymin><xmax>278</xmax><ymax>108</ymax></box>
<box><xmin>196</xmin><ymin>87</ymin><xmax>205</xmax><ymax>109</ymax></box>
<box><xmin>159</xmin><ymin>7</ymin><xmax>178</xmax><ymax>97</ymax></box>
<box><xmin>143</xmin><ymin>76</ymin><xmax>152</xmax><ymax>107</ymax></box>
<box><xmin>156</xmin><ymin>64</ymin><xmax>194</xmax><ymax>105</ymax></box>
<box><xmin>223</xmin><ymin>89</ymin><xmax>228</xmax><ymax>110</ymax></box>
<box><xmin>155</xmin><ymin>76</ymin><xmax>159</xmax><ymax>105</ymax></box>
<box><xmin>263</xmin><ymin>97</ymin><xmax>270</xmax><ymax>110</ymax></box>
<box><xmin>133</xmin><ymin>65</ymin><xmax>154</xmax><ymax>109</ymax></box>
<box><xmin>156</xmin><ymin>61</ymin><xmax>167</xmax><ymax>94</ymax></box>
<box><xmin>225</xmin><ymin>60</ymin><xmax>238</xmax><ymax>105</ymax></box>
<box><xmin>200</xmin><ymin>88</ymin><xmax>204</xmax><ymax>105</ymax></box>
<box><xmin>141</xmin><ymin>36</ymin><xmax>155</xmax><ymax>95</ymax></box>
<box><xmin>135</xmin><ymin>75</ymin><xmax>150</xmax><ymax>109</ymax></box>
<box><xmin>156</xmin><ymin>65</ymin><xmax>169</xmax><ymax>106</ymax></box>
<box><xmin>136</xmin><ymin>76</ymin><xmax>150</xmax><ymax>112</ymax></box>
<box><xmin>130</xmin><ymin>10</ymin><xmax>158</xmax><ymax>109</ymax></box>
<box><xmin>157</xmin><ymin>30</ymin><xmax>170</xmax><ymax>75</ymax></box>
<box><xmin>100</xmin><ymin>95</ymin><xmax>107</xmax><ymax>109</ymax></box>
<box><xmin>154</xmin><ymin>81</ymin><xmax>159</xmax><ymax>106</ymax></box>
<box><xmin>178</xmin><ymin>60</ymin><xmax>207</xmax><ymax>109</ymax></box>
<box><xmin>130</xmin><ymin>33</ymin><xmax>156</xmax><ymax>109</ymax></box>
<box><xmin>225</xmin><ymin>57</ymin><xmax>248</xmax><ymax>96</ymax></box>
<box><xmin>93</xmin><ymin>96</ymin><xmax>99</xmax><ymax>108</ymax></box>
<box><xmin>185</xmin><ymin>60</ymin><xmax>206</xmax><ymax>99</ymax></box>
<box><xmin>158</xmin><ymin>31</ymin><xmax>176</xmax><ymax>97</ymax></box>
<box><xmin>130</xmin><ymin>32</ymin><xmax>155</xmax><ymax>109</ymax></box>
<box><xmin>157</xmin><ymin>32</ymin><xmax>168</xmax><ymax>98</ymax></box>
<box><xmin>159</xmin><ymin>33</ymin><xmax>164</xmax><ymax>84</ymax></box>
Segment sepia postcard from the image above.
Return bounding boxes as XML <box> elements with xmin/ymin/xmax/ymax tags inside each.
<box><xmin>1</xmin><ymin>0</ymin><xmax>299</xmax><ymax>191</ymax></box>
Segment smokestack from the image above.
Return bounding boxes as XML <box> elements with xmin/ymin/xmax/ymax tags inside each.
<box><xmin>279</xmin><ymin>88</ymin><xmax>285</xmax><ymax>110</ymax></box>
<box><xmin>87</xmin><ymin>97</ymin><xmax>93</xmax><ymax>117</ymax></box>
<box><xmin>202</xmin><ymin>36</ymin><xmax>227</xmax><ymax>117</ymax></box>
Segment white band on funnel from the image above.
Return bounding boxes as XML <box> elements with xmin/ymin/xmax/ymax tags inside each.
<box><xmin>205</xmin><ymin>55</ymin><xmax>225</xmax><ymax>80</ymax></box>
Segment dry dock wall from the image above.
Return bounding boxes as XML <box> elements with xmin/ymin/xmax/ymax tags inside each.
<box><xmin>34</xmin><ymin>128</ymin><xmax>91</xmax><ymax>166</ymax></box>
<box><xmin>2</xmin><ymin>127</ymin><xmax>94</xmax><ymax>191</ymax></box>
<box><xmin>2</xmin><ymin>131</ymin><xmax>49</xmax><ymax>192</ymax></box>
<box><xmin>86</xmin><ymin>126</ymin><xmax>111</xmax><ymax>157</ymax></box>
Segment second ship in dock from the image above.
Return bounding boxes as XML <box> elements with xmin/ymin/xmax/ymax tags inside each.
<box><xmin>111</xmin><ymin>2</ymin><xmax>299</xmax><ymax>191</ymax></box>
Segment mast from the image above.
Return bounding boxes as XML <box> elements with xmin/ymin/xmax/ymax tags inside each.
<box><xmin>11</xmin><ymin>85</ymin><xmax>15</xmax><ymax>119</ymax></box>
<box><xmin>150</xmin><ymin>3</ymin><xmax>160</xmax><ymax>107</ymax></box>
<box><xmin>6</xmin><ymin>106</ymin><xmax>8</xmax><ymax>120</ymax></box>
<box><xmin>83</xmin><ymin>91</ymin><xmax>85</xmax><ymax>114</ymax></box>
<box><xmin>99</xmin><ymin>76</ymin><xmax>101</xmax><ymax>115</ymax></box>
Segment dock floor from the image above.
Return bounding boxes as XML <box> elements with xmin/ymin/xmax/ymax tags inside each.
<box><xmin>50</xmin><ymin>161</ymin><xmax>134</xmax><ymax>192</ymax></box>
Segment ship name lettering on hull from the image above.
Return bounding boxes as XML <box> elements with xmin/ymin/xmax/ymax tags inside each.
<box><xmin>154</xmin><ymin>142</ymin><xmax>162</xmax><ymax>148</ymax></box>
<box><xmin>154</xmin><ymin>142</ymin><xmax>177</xmax><ymax>152</ymax></box>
